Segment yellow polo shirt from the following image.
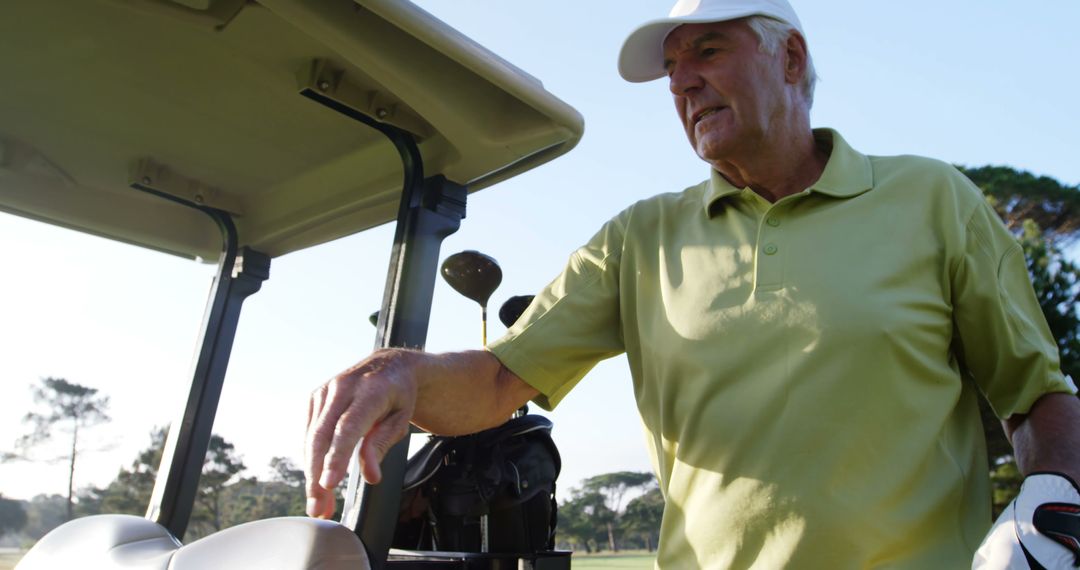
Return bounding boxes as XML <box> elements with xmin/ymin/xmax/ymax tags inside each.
<box><xmin>487</xmin><ymin>129</ymin><xmax>1073</xmax><ymax>569</ymax></box>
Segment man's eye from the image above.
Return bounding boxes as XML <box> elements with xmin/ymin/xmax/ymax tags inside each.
<box><xmin>700</xmin><ymin>47</ymin><xmax>717</xmax><ymax>57</ymax></box>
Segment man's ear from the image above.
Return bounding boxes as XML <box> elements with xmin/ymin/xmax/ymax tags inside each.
<box><xmin>784</xmin><ymin>32</ymin><xmax>809</xmax><ymax>86</ymax></box>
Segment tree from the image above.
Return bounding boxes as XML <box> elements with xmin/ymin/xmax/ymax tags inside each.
<box><xmin>580</xmin><ymin>471</ymin><xmax>655</xmax><ymax>552</ymax></box>
<box><xmin>188</xmin><ymin>434</ymin><xmax>246</xmax><ymax>538</ymax></box>
<box><xmin>266</xmin><ymin>456</ymin><xmax>307</xmax><ymax>516</ymax></box>
<box><xmin>20</xmin><ymin>495</ymin><xmax>68</xmax><ymax>541</ymax></box>
<box><xmin>73</xmin><ymin>430</ymin><xmax>300</xmax><ymax>539</ymax></box>
<box><xmin>79</xmin><ymin>427</ymin><xmax>166</xmax><ymax>517</ymax></box>
<box><xmin>989</xmin><ymin>459</ymin><xmax>1025</xmax><ymax>517</ymax></box>
<box><xmin>960</xmin><ymin>165</ymin><xmax>1080</xmax><ymax>244</ymax></box>
<box><xmin>557</xmin><ymin>490</ymin><xmax>610</xmax><ymax>553</ymax></box>
<box><xmin>0</xmin><ymin>495</ymin><xmax>27</xmax><ymax>538</ymax></box>
<box><xmin>214</xmin><ymin>458</ymin><xmax>307</xmax><ymax>528</ymax></box>
<box><xmin>1018</xmin><ymin>221</ymin><xmax>1080</xmax><ymax>381</ymax></box>
<box><xmin>621</xmin><ymin>487</ymin><xmax>664</xmax><ymax>552</ymax></box>
<box><xmin>75</xmin><ymin>429</ymin><xmax>269</xmax><ymax>538</ymax></box>
<box><xmin>218</xmin><ymin>477</ymin><xmax>262</xmax><ymax>529</ymax></box>
<box><xmin>222</xmin><ymin>455</ymin><xmax>338</xmax><ymax>531</ymax></box>
<box><xmin>270</xmin><ymin>456</ymin><xmax>305</xmax><ymax>487</ymax></box>
<box><xmin>17</xmin><ymin>377</ymin><xmax>111</xmax><ymax>521</ymax></box>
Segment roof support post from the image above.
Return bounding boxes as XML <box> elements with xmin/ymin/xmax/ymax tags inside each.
<box><xmin>353</xmin><ymin>174</ymin><xmax>466</xmax><ymax>567</ymax></box>
<box><xmin>138</xmin><ymin>205</ymin><xmax>271</xmax><ymax>539</ymax></box>
<box><xmin>301</xmin><ymin>86</ymin><xmax>467</xmax><ymax>567</ymax></box>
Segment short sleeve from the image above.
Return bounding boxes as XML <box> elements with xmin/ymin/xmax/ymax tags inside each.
<box><xmin>486</xmin><ymin>215</ymin><xmax>627</xmax><ymax>410</ymax></box>
<box><xmin>951</xmin><ymin>200</ymin><xmax>1075</xmax><ymax>419</ymax></box>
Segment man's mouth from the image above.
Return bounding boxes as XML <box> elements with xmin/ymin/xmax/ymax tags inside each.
<box><xmin>693</xmin><ymin>107</ymin><xmax>724</xmax><ymax>125</ymax></box>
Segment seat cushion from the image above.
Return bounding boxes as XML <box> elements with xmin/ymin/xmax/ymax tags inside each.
<box><xmin>17</xmin><ymin>515</ymin><xmax>370</xmax><ymax>570</ymax></box>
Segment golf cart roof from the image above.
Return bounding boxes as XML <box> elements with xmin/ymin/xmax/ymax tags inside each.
<box><xmin>0</xmin><ymin>0</ymin><xmax>583</xmax><ymax>260</ymax></box>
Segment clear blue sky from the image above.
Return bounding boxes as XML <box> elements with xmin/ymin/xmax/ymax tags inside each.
<box><xmin>2</xmin><ymin>0</ymin><xmax>1079</xmax><ymax>503</ymax></box>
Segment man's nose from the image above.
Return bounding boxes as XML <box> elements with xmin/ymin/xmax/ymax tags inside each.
<box><xmin>668</xmin><ymin>62</ymin><xmax>702</xmax><ymax>96</ymax></box>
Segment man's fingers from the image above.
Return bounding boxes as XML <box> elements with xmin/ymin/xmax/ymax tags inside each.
<box><xmin>304</xmin><ymin>385</ymin><xmax>329</xmax><ymax>500</ymax></box>
<box><xmin>307</xmin><ymin>384</ymin><xmax>322</xmax><ymax>428</ymax></box>
<box><xmin>305</xmin><ymin>481</ymin><xmax>335</xmax><ymax>519</ymax></box>
<box><xmin>304</xmin><ymin>386</ymin><xmax>335</xmax><ymax>519</ymax></box>
<box><xmin>303</xmin><ymin>350</ymin><xmax>419</xmax><ymax>517</ymax></box>
<box><xmin>305</xmin><ymin>379</ymin><xmax>355</xmax><ymax>506</ymax></box>
<box><xmin>319</xmin><ymin>400</ymin><xmax>383</xmax><ymax>489</ymax></box>
<box><xmin>360</xmin><ymin>438</ymin><xmax>382</xmax><ymax>485</ymax></box>
<box><xmin>359</xmin><ymin>411</ymin><xmax>411</xmax><ymax>485</ymax></box>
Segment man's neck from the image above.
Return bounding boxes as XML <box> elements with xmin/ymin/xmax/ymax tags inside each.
<box><xmin>711</xmin><ymin>129</ymin><xmax>829</xmax><ymax>203</ymax></box>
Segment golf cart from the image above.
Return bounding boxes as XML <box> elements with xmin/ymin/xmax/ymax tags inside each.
<box><xmin>1</xmin><ymin>0</ymin><xmax>582</xmax><ymax>568</ymax></box>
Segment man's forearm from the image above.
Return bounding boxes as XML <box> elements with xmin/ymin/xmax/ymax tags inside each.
<box><xmin>408</xmin><ymin>349</ymin><xmax>539</xmax><ymax>436</ymax></box>
<box><xmin>1004</xmin><ymin>392</ymin><xmax>1080</xmax><ymax>482</ymax></box>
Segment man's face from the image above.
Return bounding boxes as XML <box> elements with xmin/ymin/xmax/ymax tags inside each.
<box><xmin>662</xmin><ymin>20</ymin><xmax>790</xmax><ymax>165</ymax></box>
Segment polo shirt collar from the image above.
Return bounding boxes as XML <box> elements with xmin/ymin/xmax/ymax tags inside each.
<box><xmin>702</xmin><ymin>128</ymin><xmax>874</xmax><ymax>216</ymax></box>
<box><xmin>809</xmin><ymin>129</ymin><xmax>873</xmax><ymax>199</ymax></box>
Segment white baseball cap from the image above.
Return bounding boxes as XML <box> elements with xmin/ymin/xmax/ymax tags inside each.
<box><xmin>618</xmin><ymin>0</ymin><xmax>805</xmax><ymax>83</ymax></box>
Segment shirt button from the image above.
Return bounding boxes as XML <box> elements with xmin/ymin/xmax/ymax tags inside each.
<box><xmin>766</xmin><ymin>217</ymin><xmax>780</xmax><ymax>227</ymax></box>
<box><xmin>764</xmin><ymin>243</ymin><xmax>778</xmax><ymax>255</ymax></box>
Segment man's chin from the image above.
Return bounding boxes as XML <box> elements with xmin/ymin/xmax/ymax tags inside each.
<box><xmin>695</xmin><ymin>143</ymin><xmax>735</xmax><ymax>165</ymax></box>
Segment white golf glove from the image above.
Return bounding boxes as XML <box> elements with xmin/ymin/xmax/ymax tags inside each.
<box><xmin>973</xmin><ymin>472</ymin><xmax>1080</xmax><ymax>569</ymax></box>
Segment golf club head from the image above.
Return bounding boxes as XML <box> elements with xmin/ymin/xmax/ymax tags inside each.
<box><xmin>498</xmin><ymin>295</ymin><xmax>535</xmax><ymax>328</ymax></box>
<box><xmin>440</xmin><ymin>250</ymin><xmax>502</xmax><ymax>307</ymax></box>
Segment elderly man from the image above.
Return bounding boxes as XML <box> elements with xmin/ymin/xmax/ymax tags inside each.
<box><xmin>306</xmin><ymin>0</ymin><xmax>1080</xmax><ymax>567</ymax></box>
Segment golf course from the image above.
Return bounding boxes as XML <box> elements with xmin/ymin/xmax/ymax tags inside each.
<box><xmin>572</xmin><ymin>553</ymin><xmax>656</xmax><ymax>569</ymax></box>
<box><xmin>0</xmin><ymin>550</ymin><xmax>22</xmax><ymax>570</ymax></box>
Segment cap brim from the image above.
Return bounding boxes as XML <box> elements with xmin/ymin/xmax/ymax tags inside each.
<box><xmin>617</xmin><ymin>8</ymin><xmax>795</xmax><ymax>83</ymax></box>
<box><xmin>618</xmin><ymin>20</ymin><xmax>681</xmax><ymax>83</ymax></box>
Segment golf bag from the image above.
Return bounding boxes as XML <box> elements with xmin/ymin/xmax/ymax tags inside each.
<box><xmin>393</xmin><ymin>413</ymin><xmax>561</xmax><ymax>553</ymax></box>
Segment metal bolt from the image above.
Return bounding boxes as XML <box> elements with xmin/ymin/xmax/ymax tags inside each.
<box><xmin>376</xmin><ymin>108</ymin><xmax>389</xmax><ymax>119</ymax></box>
<box><xmin>318</xmin><ymin>80</ymin><xmax>330</xmax><ymax>91</ymax></box>
<box><xmin>142</xmin><ymin>176</ymin><xmax>152</xmax><ymax>185</ymax></box>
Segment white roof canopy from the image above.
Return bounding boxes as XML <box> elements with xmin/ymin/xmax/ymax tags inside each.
<box><xmin>0</xmin><ymin>0</ymin><xmax>583</xmax><ymax>259</ymax></box>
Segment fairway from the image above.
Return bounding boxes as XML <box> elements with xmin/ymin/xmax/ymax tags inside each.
<box><xmin>572</xmin><ymin>553</ymin><xmax>656</xmax><ymax>569</ymax></box>
<box><xmin>0</xmin><ymin>551</ymin><xmax>22</xmax><ymax>570</ymax></box>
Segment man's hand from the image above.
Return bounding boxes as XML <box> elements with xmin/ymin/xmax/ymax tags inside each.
<box><xmin>305</xmin><ymin>349</ymin><xmax>419</xmax><ymax>519</ymax></box>
<box><xmin>303</xmin><ymin>348</ymin><xmax>538</xmax><ymax>519</ymax></box>
<box><xmin>973</xmin><ymin>473</ymin><xmax>1080</xmax><ymax>569</ymax></box>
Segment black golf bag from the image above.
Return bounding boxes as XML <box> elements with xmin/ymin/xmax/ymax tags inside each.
<box><xmin>392</xmin><ymin>413</ymin><xmax>561</xmax><ymax>553</ymax></box>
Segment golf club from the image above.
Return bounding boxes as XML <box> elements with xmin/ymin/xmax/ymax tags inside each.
<box><xmin>499</xmin><ymin>295</ymin><xmax>535</xmax><ymax>416</ymax></box>
<box><xmin>440</xmin><ymin>250</ymin><xmax>502</xmax><ymax>345</ymax></box>
<box><xmin>498</xmin><ymin>295</ymin><xmax>535</xmax><ymax>329</ymax></box>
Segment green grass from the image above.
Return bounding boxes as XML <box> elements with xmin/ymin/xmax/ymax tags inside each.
<box><xmin>571</xmin><ymin>552</ymin><xmax>656</xmax><ymax>569</ymax></box>
<box><xmin>0</xmin><ymin>551</ymin><xmax>24</xmax><ymax>570</ymax></box>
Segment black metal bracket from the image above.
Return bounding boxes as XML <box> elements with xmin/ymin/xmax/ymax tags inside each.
<box><xmin>387</xmin><ymin>550</ymin><xmax>572</xmax><ymax>569</ymax></box>
<box><xmin>300</xmin><ymin>87</ymin><xmax>468</xmax><ymax>569</ymax></box>
<box><xmin>130</xmin><ymin>182</ymin><xmax>271</xmax><ymax>539</ymax></box>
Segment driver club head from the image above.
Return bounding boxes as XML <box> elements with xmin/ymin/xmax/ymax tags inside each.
<box><xmin>498</xmin><ymin>295</ymin><xmax>535</xmax><ymax>328</ymax></box>
<box><xmin>440</xmin><ymin>250</ymin><xmax>502</xmax><ymax>308</ymax></box>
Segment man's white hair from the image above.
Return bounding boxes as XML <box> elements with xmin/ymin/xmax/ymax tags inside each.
<box><xmin>746</xmin><ymin>16</ymin><xmax>818</xmax><ymax>107</ymax></box>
